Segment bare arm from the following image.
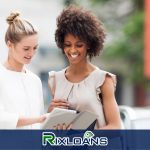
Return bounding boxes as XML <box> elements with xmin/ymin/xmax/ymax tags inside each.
<box><xmin>100</xmin><ymin>76</ymin><xmax>121</xmax><ymax>129</ymax></box>
<box><xmin>16</xmin><ymin>115</ymin><xmax>46</xmax><ymax>127</ymax></box>
<box><xmin>47</xmin><ymin>99</ymin><xmax>70</xmax><ymax>112</ymax></box>
<box><xmin>47</xmin><ymin>74</ymin><xmax>70</xmax><ymax>113</ymax></box>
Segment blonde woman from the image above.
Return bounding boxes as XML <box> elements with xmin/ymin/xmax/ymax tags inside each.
<box><xmin>0</xmin><ymin>12</ymin><xmax>46</xmax><ymax>129</ymax></box>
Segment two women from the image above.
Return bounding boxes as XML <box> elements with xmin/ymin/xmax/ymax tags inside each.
<box><xmin>0</xmin><ymin>6</ymin><xmax>121</xmax><ymax>129</ymax></box>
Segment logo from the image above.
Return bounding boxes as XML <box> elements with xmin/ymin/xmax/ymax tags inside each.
<box><xmin>42</xmin><ymin>131</ymin><xmax>108</xmax><ymax>146</ymax></box>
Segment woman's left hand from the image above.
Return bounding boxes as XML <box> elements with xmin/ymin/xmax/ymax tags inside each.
<box><xmin>53</xmin><ymin>123</ymin><xmax>72</xmax><ymax>130</ymax></box>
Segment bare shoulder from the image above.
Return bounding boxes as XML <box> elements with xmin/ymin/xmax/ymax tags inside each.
<box><xmin>101</xmin><ymin>74</ymin><xmax>114</xmax><ymax>87</ymax></box>
<box><xmin>101</xmin><ymin>75</ymin><xmax>115</xmax><ymax>94</ymax></box>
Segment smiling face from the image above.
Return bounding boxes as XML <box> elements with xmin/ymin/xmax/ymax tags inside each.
<box><xmin>7</xmin><ymin>34</ymin><xmax>38</xmax><ymax>65</ymax></box>
<box><xmin>64</xmin><ymin>33</ymin><xmax>89</xmax><ymax>65</ymax></box>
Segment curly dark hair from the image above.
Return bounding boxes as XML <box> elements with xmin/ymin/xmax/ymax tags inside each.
<box><xmin>55</xmin><ymin>5</ymin><xmax>106</xmax><ymax>59</ymax></box>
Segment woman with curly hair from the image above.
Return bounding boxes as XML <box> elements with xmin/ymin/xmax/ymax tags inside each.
<box><xmin>48</xmin><ymin>5</ymin><xmax>121</xmax><ymax>129</ymax></box>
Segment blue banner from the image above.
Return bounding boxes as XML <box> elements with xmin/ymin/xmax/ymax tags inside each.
<box><xmin>0</xmin><ymin>130</ymin><xmax>150</xmax><ymax>150</ymax></box>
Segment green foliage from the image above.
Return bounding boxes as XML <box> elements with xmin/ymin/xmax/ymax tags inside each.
<box><xmin>104</xmin><ymin>11</ymin><xmax>147</xmax><ymax>85</ymax></box>
<box><xmin>90</xmin><ymin>0</ymin><xmax>110</xmax><ymax>5</ymax></box>
<box><xmin>63</xmin><ymin>0</ymin><xmax>109</xmax><ymax>6</ymax></box>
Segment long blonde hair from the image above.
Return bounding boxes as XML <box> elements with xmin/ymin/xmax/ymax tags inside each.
<box><xmin>5</xmin><ymin>11</ymin><xmax>38</xmax><ymax>44</ymax></box>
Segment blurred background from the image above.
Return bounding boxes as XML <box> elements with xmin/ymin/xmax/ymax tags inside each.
<box><xmin>0</xmin><ymin>0</ymin><xmax>150</xmax><ymax>115</ymax></box>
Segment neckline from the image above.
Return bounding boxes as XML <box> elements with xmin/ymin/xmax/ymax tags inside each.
<box><xmin>63</xmin><ymin>67</ymin><xmax>98</xmax><ymax>84</ymax></box>
<box><xmin>0</xmin><ymin>63</ymin><xmax>27</xmax><ymax>74</ymax></box>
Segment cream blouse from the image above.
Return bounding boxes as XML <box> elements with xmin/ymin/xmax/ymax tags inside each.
<box><xmin>48</xmin><ymin>67</ymin><xmax>116</xmax><ymax>129</ymax></box>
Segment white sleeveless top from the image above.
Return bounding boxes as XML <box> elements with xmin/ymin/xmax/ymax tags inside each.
<box><xmin>48</xmin><ymin>67</ymin><xmax>116</xmax><ymax>129</ymax></box>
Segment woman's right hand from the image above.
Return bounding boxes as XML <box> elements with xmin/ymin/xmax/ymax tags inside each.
<box><xmin>47</xmin><ymin>99</ymin><xmax>70</xmax><ymax>112</ymax></box>
<box><xmin>17</xmin><ymin>115</ymin><xmax>47</xmax><ymax>127</ymax></box>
